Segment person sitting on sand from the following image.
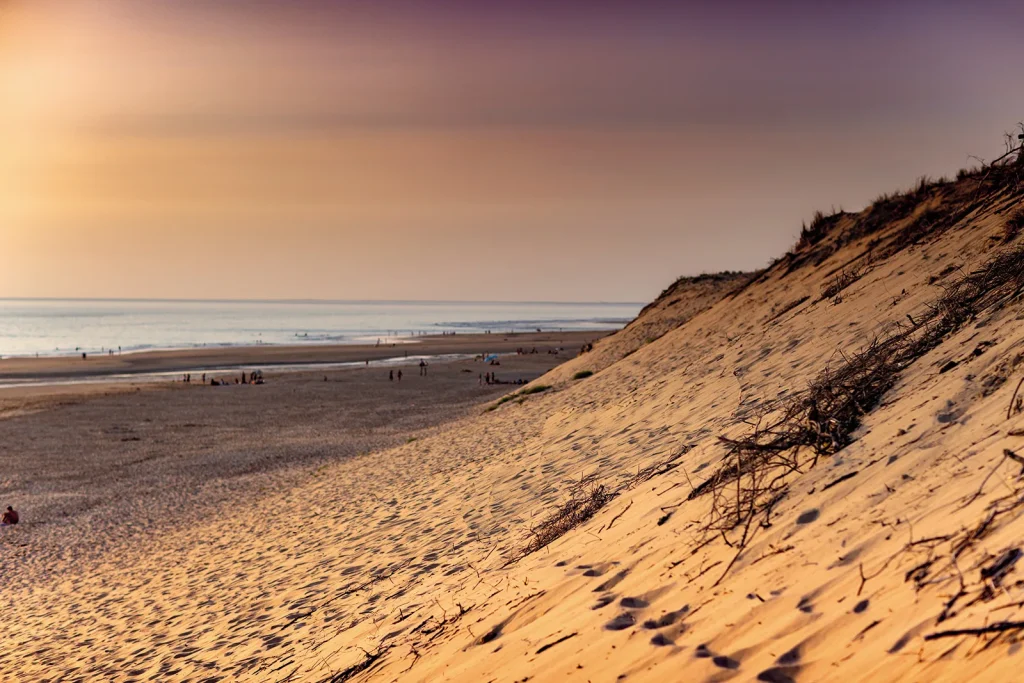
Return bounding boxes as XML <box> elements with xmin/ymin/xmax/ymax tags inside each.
<box><xmin>1</xmin><ymin>506</ymin><xmax>18</xmax><ymax>525</ymax></box>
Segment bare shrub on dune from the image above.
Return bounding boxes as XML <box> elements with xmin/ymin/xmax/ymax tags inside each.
<box><xmin>692</xmin><ymin>241</ymin><xmax>1024</xmax><ymax>584</ymax></box>
<box><xmin>1003</xmin><ymin>208</ymin><xmax>1024</xmax><ymax>243</ymax></box>
<box><xmin>516</xmin><ymin>476</ymin><xmax>617</xmax><ymax>560</ymax></box>
<box><xmin>820</xmin><ymin>266</ymin><xmax>863</xmax><ymax>302</ymax></box>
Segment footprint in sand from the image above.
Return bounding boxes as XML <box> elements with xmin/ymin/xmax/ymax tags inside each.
<box><xmin>713</xmin><ymin>655</ymin><xmax>741</xmax><ymax>670</ymax></box>
<box><xmin>594</xmin><ymin>569</ymin><xmax>629</xmax><ymax>592</ymax></box>
<box><xmin>604</xmin><ymin>613</ymin><xmax>636</xmax><ymax>631</ymax></box>
<box><xmin>853</xmin><ymin>599</ymin><xmax>870</xmax><ymax>613</ymax></box>
<box><xmin>592</xmin><ymin>594</ymin><xmax>617</xmax><ymax>610</ymax></box>
<box><xmin>796</xmin><ymin>596</ymin><xmax>814</xmax><ymax>614</ymax></box>
<box><xmin>619</xmin><ymin>596</ymin><xmax>649</xmax><ymax>609</ymax></box>
<box><xmin>477</xmin><ymin>623</ymin><xmax>503</xmax><ymax>645</ymax></box>
<box><xmin>757</xmin><ymin>667</ymin><xmax>800</xmax><ymax>683</ymax></box>
<box><xmin>776</xmin><ymin>645</ymin><xmax>801</xmax><ymax>666</ymax></box>
<box><xmin>795</xmin><ymin>508</ymin><xmax>820</xmax><ymax>525</ymax></box>
<box><xmin>641</xmin><ymin>606</ymin><xmax>689</xmax><ymax>630</ymax></box>
<box><xmin>650</xmin><ymin>633</ymin><xmax>675</xmax><ymax>647</ymax></box>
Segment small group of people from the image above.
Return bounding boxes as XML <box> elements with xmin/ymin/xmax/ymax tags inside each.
<box><xmin>478</xmin><ymin>373</ymin><xmax>529</xmax><ymax>386</ymax></box>
<box><xmin>387</xmin><ymin>362</ymin><xmax>430</xmax><ymax>381</ymax></box>
<box><xmin>1</xmin><ymin>505</ymin><xmax>18</xmax><ymax>526</ymax></box>
<box><xmin>191</xmin><ymin>370</ymin><xmax>265</xmax><ymax>386</ymax></box>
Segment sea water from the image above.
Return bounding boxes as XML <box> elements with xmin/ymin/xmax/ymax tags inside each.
<box><xmin>0</xmin><ymin>299</ymin><xmax>641</xmax><ymax>358</ymax></box>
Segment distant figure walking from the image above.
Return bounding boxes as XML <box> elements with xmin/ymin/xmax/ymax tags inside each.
<box><xmin>389</xmin><ymin>370</ymin><xmax>394</xmax><ymax>382</ymax></box>
<box><xmin>419</xmin><ymin>360</ymin><xmax>427</xmax><ymax>376</ymax></box>
<box><xmin>397</xmin><ymin>369</ymin><xmax>403</xmax><ymax>381</ymax></box>
<box><xmin>1</xmin><ymin>505</ymin><xmax>18</xmax><ymax>525</ymax></box>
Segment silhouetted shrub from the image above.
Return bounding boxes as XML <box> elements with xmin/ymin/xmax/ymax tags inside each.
<box><xmin>1003</xmin><ymin>209</ymin><xmax>1024</xmax><ymax>243</ymax></box>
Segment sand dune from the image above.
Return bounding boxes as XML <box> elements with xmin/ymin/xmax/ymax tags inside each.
<box><xmin>4</xmin><ymin>168</ymin><xmax>1024</xmax><ymax>681</ymax></box>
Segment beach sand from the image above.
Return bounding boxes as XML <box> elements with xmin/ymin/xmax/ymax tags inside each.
<box><xmin>0</xmin><ymin>335</ymin><xmax>594</xmax><ymax>592</ymax></box>
<box><xmin>0</xmin><ymin>331</ymin><xmax>597</xmax><ymax>382</ymax></box>
<box><xmin>4</xmin><ymin>177</ymin><xmax>1024</xmax><ymax>681</ymax></box>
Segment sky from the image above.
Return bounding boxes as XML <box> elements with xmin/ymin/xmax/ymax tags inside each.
<box><xmin>1</xmin><ymin>0</ymin><xmax>1023</xmax><ymax>303</ymax></box>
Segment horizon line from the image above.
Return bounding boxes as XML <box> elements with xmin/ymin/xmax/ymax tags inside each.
<box><xmin>0</xmin><ymin>296</ymin><xmax>646</xmax><ymax>307</ymax></box>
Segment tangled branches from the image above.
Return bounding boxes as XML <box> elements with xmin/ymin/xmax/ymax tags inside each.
<box><xmin>691</xmin><ymin>241</ymin><xmax>1024</xmax><ymax>583</ymax></box>
<box><xmin>514</xmin><ymin>476</ymin><xmax>617</xmax><ymax>561</ymax></box>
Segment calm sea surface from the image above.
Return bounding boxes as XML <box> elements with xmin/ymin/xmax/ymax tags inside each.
<box><xmin>0</xmin><ymin>299</ymin><xmax>641</xmax><ymax>358</ymax></box>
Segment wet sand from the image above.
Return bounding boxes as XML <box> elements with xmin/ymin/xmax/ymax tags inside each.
<box><xmin>0</xmin><ymin>331</ymin><xmax>602</xmax><ymax>382</ymax></box>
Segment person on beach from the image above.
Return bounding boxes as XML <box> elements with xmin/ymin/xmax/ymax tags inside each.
<box><xmin>419</xmin><ymin>360</ymin><xmax>427</xmax><ymax>376</ymax></box>
<box><xmin>389</xmin><ymin>370</ymin><xmax>394</xmax><ymax>381</ymax></box>
<box><xmin>397</xmin><ymin>369</ymin><xmax>403</xmax><ymax>381</ymax></box>
<box><xmin>1</xmin><ymin>506</ymin><xmax>18</xmax><ymax>525</ymax></box>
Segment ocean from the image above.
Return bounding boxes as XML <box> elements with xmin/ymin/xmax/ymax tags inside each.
<box><xmin>0</xmin><ymin>299</ymin><xmax>641</xmax><ymax>358</ymax></box>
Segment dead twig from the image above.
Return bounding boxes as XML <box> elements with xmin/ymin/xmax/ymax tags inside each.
<box><xmin>924</xmin><ymin>621</ymin><xmax>1024</xmax><ymax>640</ymax></box>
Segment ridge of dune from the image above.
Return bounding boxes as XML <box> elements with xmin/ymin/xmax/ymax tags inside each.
<box><xmin>535</xmin><ymin>271</ymin><xmax>753</xmax><ymax>388</ymax></box>
<box><xmin>5</xmin><ymin>161</ymin><xmax>1024</xmax><ymax>681</ymax></box>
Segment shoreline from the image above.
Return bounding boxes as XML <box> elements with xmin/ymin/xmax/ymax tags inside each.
<box><xmin>0</xmin><ymin>330</ymin><xmax>609</xmax><ymax>382</ymax></box>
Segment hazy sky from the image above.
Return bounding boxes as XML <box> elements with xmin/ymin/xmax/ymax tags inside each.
<box><xmin>2</xmin><ymin>0</ymin><xmax>1022</xmax><ymax>302</ymax></box>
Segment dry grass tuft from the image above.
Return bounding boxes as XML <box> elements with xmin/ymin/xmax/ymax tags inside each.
<box><xmin>1003</xmin><ymin>208</ymin><xmax>1024</xmax><ymax>243</ymax></box>
<box><xmin>517</xmin><ymin>476</ymin><xmax>617</xmax><ymax>559</ymax></box>
<box><xmin>821</xmin><ymin>267</ymin><xmax>863</xmax><ymax>302</ymax></box>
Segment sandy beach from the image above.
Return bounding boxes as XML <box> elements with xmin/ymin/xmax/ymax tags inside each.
<box><xmin>0</xmin><ymin>331</ymin><xmax>601</xmax><ymax>382</ymax></box>
<box><xmin>0</xmin><ymin>335</ymin><xmax>598</xmax><ymax>590</ymax></box>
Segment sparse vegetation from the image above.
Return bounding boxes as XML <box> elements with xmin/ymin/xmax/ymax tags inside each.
<box><xmin>516</xmin><ymin>476</ymin><xmax>616</xmax><ymax>559</ymax></box>
<box><xmin>486</xmin><ymin>384</ymin><xmax>552</xmax><ymax>411</ymax></box>
<box><xmin>820</xmin><ymin>267</ymin><xmax>863</xmax><ymax>302</ymax></box>
<box><xmin>1003</xmin><ymin>208</ymin><xmax>1024</xmax><ymax>243</ymax></box>
<box><xmin>691</xmin><ymin>240</ymin><xmax>1024</xmax><ymax>585</ymax></box>
<box><xmin>572</xmin><ymin>370</ymin><xmax>593</xmax><ymax>380</ymax></box>
<box><xmin>797</xmin><ymin>209</ymin><xmax>847</xmax><ymax>249</ymax></box>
